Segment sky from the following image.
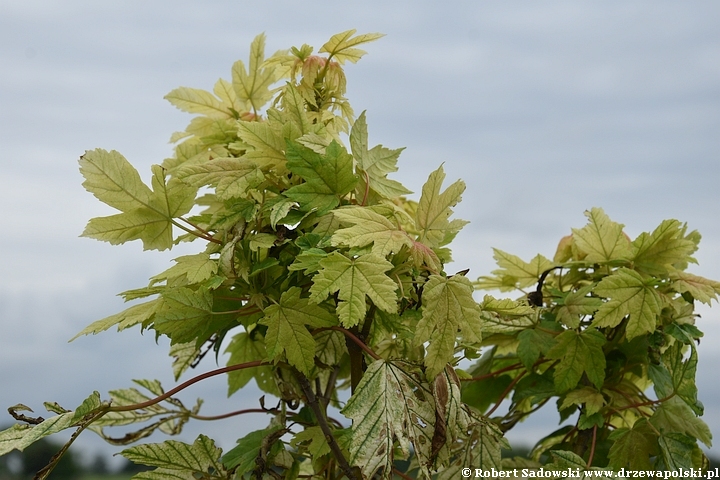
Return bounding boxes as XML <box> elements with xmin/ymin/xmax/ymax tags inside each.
<box><xmin>1</xmin><ymin>0</ymin><xmax>719</xmax><ymax>464</ymax></box>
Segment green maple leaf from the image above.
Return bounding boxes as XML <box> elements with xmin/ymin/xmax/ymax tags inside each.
<box><xmin>260</xmin><ymin>287</ymin><xmax>337</xmax><ymax>375</ymax></box>
<box><xmin>154</xmin><ymin>288</ymin><xmax>235</xmax><ymax>345</ymax></box>
<box><xmin>607</xmin><ymin>418</ymin><xmax>659</xmax><ymax>470</ymax></box>
<box><xmin>224</xmin><ymin>331</ymin><xmax>278</xmax><ymax>396</ymax></box>
<box><xmin>416</xmin><ymin>166</ymin><xmax>468</xmax><ymax>248</ymax></box>
<box><xmin>517</xmin><ymin>328</ymin><xmax>557</xmax><ymax>370</ymax></box>
<box><xmin>341</xmin><ymin>360</ymin><xmax>435</xmax><ymax>479</ymax></box>
<box><xmin>559</xmin><ymin>387</ymin><xmax>605</xmax><ymax>416</ymax></box>
<box><xmin>319</xmin><ymin>29</ymin><xmax>385</xmax><ymax>64</ymax></box>
<box><xmin>290</xmin><ymin>426</ymin><xmax>331</xmax><ymax>458</ymax></box>
<box><xmin>572</xmin><ymin>207</ymin><xmax>631</xmax><ymax>263</ymax></box>
<box><xmin>592</xmin><ymin>268</ymin><xmax>662</xmax><ymax>340</ymax></box>
<box><xmin>285</xmin><ymin>140</ymin><xmax>358</xmax><ymax>214</ymax></box>
<box><xmin>221</xmin><ymin>426</ymin><xmax>284</xmax><ymax>475</ymax></box>
<box><xmin>632</xmin><ymin>220</ymin><xmax>698</xmax><ymax>274</ymax></box>
<box><xmin>175</xmin><ymin>157</ymin><xmax>264</xmax><ymax>200</ymax></box>
<box><xmin>650</xmin><ymin>397</ymin><xmax>712</xmax><ymax>447</ymax></box>
<box><xmin>350</xmin><ymin>111</ymin><xmax>411</xmax><ymax>200</ymax></box>
<box><xmin>414</xmin><ymin>274</ymin><xmax>483</xmax><ymax>378</ymax></box>
<box><xmin>231</xmin><ymin>33</ymin><xmax>278</xmax><ymax>113</ymax></box>
<box><xmin>546</xmin><ymin>328</ymin><xmax>606</xmax><ymax>392</ymax></box>
<box><xmin>331</xmin><ymin>206</ymin><xmax>413</xmax><ymax>256</ymax></box>
<box><xmin>662</xmin><ymin>342</ymin><xmax>702</xmax><ymax>415</ymax></box>
<box><xmin>120</xmin><ymin>434</ymin><xmax>228</xmax><ymax>478</ymax></box>
<box><xmin>555</xmin><ymin>285</ymin><xmax>603</xmax><ymax>328</ymax></box>
<box><xmin>310</xmin><ymin>252</ymin><xmax>398</xmax><ymax>327</ymax></box>
<box><xmin>658</xmin><ymin>433</ymin><xmax>696</xmax><ymax>471</ymax></box>
<box><xmin>81</xmin><ymin>152</ymin><xmax>197</xmax><ymax>250</ymax></box>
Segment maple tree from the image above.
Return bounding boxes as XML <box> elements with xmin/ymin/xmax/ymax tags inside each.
<box><xmin>0</xmin><ymin>30</ymin><xmax>717</xmax><ymax>479</ymax></box>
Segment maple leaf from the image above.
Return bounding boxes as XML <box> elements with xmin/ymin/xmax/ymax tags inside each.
<box><xmin>571</xmin><ymin>207</ymin><xmax>631</xmax><ymax>263</ymax></box>
<box><xmin>290</xmin><ymin>426</ymin><xmax>331</xmax><ymax>459</ymax></box>
<box><xmin>81</xmin><ymin>153</ymin><xmax>197</xmax><ymax>250</ymax></box>
<box><xmin>546</xmin><ymin>328</ymin><xmax>606</xmax><ymax>392</ymax></box>
<box><xmin>310</xmin><ymin>252</ymin><xmax>398</xmax><ymax>327</ymax></box>
<box><xmin>650</xmin><ymin>397</ymin><xmax>712</xmax><ymax>447</ymax></box>
<box><xmin>260</xmin><ymin>287</ymin><xmax>337</xmax><ymax>375</ymax></box>
<box><xmin>164</xmin><ymin>86</ymin><xmax>231</xmax><ymax>118</ymax></box>
<box><xmin>517</xmin><ymin>328</ymin><xmax>558</xmax><ymax>370</ymax></box>
<box><xmin>231</xmin><ymin>33</ymin><xmax>278</xmax><ymax>113</ymax></box>
<box><xmin>224</xmin><ymin>331</ymin><xmax>278</xmax><ymax>397</ymax></box>
<box><xmin>555</xmin><ymin>285</ymin><xmax>603</xmax><ymax>328</ymax></box>
<box><xmin>607</xmin><ymin>419</ymin><xmax>659</xmax><ymax>470</ymax></box>
<box><xmin>415</xmin><ymin>166</ymin><xmax>468</xmax><ymax>248</ymax></box>
<box><xmin>150</xmin><ymin>253</ymin><xmax>218</xmax><ymax>285</ymax></box>
<box><xmin>592</xmin><ymin>268</ymin><xmax>662</xmax><ymax>340</ymax></box>
<box><xmin>175</xmin><ymin>157</ymin><xmax>264</xmax><ymax>200</ymax></box>
<box><xmin>319</xmin><ymin>29</ymin><xmax>385</xmax><ymax>64</ymax></box>
<box><xmin>560</xmin><ymin>387</ymin><xmax>605</xmax><ymax>416</ymax></box>
<box><xmin>154</xmin><ymin>288</ymin><xmax>235</xmax><ymax>345</ymax></box>
<box><xmin>350</xmin><ymin>111</ymin><xmax>411</xmax><ymax>200</ymax></box>
<box><xmin>285</xmin><ymin>140</ymin><xmax>358</xmax><ymax>214</ymax></box>
<box><xmin>331</xmin><ymin>206</ymin><xmax>414</xmax><ymax>256</ymax></box>
<box><xmin>341</xmin><ymin>360</ymin><xmax>435</xmax><ymax>479</ymax></box>
<box><xmin>631</xmin><ymin>220</ymin><xmax>698</xmax><ymax>275</ymax></box>
<box><xmin>479</xmin><ymin>249</ymin><xmax>555</xmax><ymax>291</ymax></box>
<box><xmin>414</xmin><ymin>274</ymin><xmax>483</xmax><ymax>378</ymax></box>
<box><xmin>670</xmin><ymin>270</ymin><xmax>720</xmax><ymax>305</ymax></box>
<box><xmin>120</xmin><ymin>434</ymin><xmax>228</xmax><ymax>478</ymax></box>
<box><xmin>236</xmin><ymin>120</ymin><xmax>287</xmax><ymax>166</ymax></box>
<box><xmin>69</xmin><ymin>299</ymin><xmax>158</xmax><ymax>341</ymax></box>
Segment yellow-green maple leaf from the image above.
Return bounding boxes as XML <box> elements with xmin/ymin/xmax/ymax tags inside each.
<box><xmin>319</xmin><ymin>29</ymin><xmax>385</xmax><ymax>65</ymax></box>
<box><xmin>260</xmin><ymin>287</ymin><xmax>337</xmax><ymax>375</ymax></box>
<box><xmin>331</xmin><ymin>206</ymin><xmax>413</xmax><ymax>256</ymax></box>
<box><xmin>414</xmin><ymin>275</ymin><xmax>483</xmax><ymax>378</ymax></box>
<box><xmin>416</xmin><ymin>166</ymin><xmax>468</xmax><ymax>248</ymax></box>
<box><xmin>631</xmin><ymin>220</ymin><xmax>698</xmax><ymax>275</ymax></box>
<box><xmin>350</xmin><ymin>111</ymin><xmax>411</xmax><ymax>200</ymax></box>
<box><xmin>81</xmin><ymin>152</ymin><xmax>197</xmax><ymax>251</ymax></box>
<box><xmin>231</xmin><ymin>33</ymin><xmax>279</xmax><ymax>113</ymax></box>
<box><xmin>309</xmin><ymin>252</ymin><xmax>397</xmax><ymax>327</ymax></box>
<box><xmin>164</xmin><ymin>86</ymin><xmax>231</xmax><ymax>118</ymax></box>
<box><xmin>592</xmin><ymin>268</ymin><xmax>662</xmax><ymax>340</ymax></box>
<box><xmin>572</xmin><ymin>207</ymin><xmax>631</xmax><ymax>263</ymax></box>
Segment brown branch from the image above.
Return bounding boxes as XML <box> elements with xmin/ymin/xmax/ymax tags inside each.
<box><xmin>393</xmin><ymin>467</ymin><xmax>414</xmax><ymax>480</ymax></box>
<box><xmin>315</xmin><ymin>326</ymin><xmax>381</xmax><ymax>361</ymax></box>
<box><xmin>462</xmin><ymin>362</ymin><xmax>523</xmax><ymax>382</ymax></box>
<box><xmin>191</xmin><ymin>408</ymin><xmax>281</xmax><ymax>421</ymax></box>
<box><xmin>485</xmin><ymin>370</ymin><xmax>526</xmax><ymax>417</ymax></box>
<box><xmin>586</xmin><ymin>424</ymin><xmax>598</xmax><ymax>468</ymax></box>
<box><xmin>109</xmin><ymin>360</ymin><xmax>267</xmax><ymax>412</ymax></box>
<box><xmin>296</xmin><ymin>371</ymin><xmax>357</xmax><ymax>480</ymax></box>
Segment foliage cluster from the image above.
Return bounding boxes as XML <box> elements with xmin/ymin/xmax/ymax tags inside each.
<box><xmin>0</xmin><ymin>31</ymin><xmax>716</xmax><ymax>479</ymax></box>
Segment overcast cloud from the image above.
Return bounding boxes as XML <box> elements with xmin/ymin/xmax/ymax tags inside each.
<box><xmin>1</xmin><ymin>0</ymin><xmax>719</xmax><ymax>463</ymax></box>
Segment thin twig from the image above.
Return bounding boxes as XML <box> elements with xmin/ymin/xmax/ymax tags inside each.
<box><xmin>485</xmin><ymin>370</ymin><xmax>526</xmax><ymax>417</ymax></box>
<box><xmin>109</xmin><ymin>360</ymin><xmax>267</xmax><ymax>412</ymax></box>
<box><xmin>296</xmin><ymin>371</ymin><xmax>357</xmax><ymax>480</ymax></box>
<box><xmin>314</xmin><ymin>326</ymin><xmax>381</xmax><ymax>361</ymax></box>
<box><xmin>191</xmin><ymin>408</ymin><xmax>281</xmax><ymax>421</ymax></box>
<box><xmin>586</xmin><ymin>424</ymin><xmax>598</xmax><ymax>468</ymax></box>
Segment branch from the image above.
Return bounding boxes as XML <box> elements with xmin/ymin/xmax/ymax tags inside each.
<box><xmin>191</xmin><ymin>408</ymin><xmax>281</xmax><ymax>421</ymax></box>
<box><xmin>109</xmin><ymin>360</ymin><xmax>267</xmax><ymax>412</ymax></box>
<box><xmin>485</xmin><ymin>370</ymin><xmax>526</xmax><ymax>417</ymax></box>
<box><xmin>296</xmin><ymin>371</ymin><xmax>357</xmax><ymax>480</ymax></box>
<box><xmin>316</xmin><ymin>326</ymin><xmax>380</xmax><ymax>361</ymax></box>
